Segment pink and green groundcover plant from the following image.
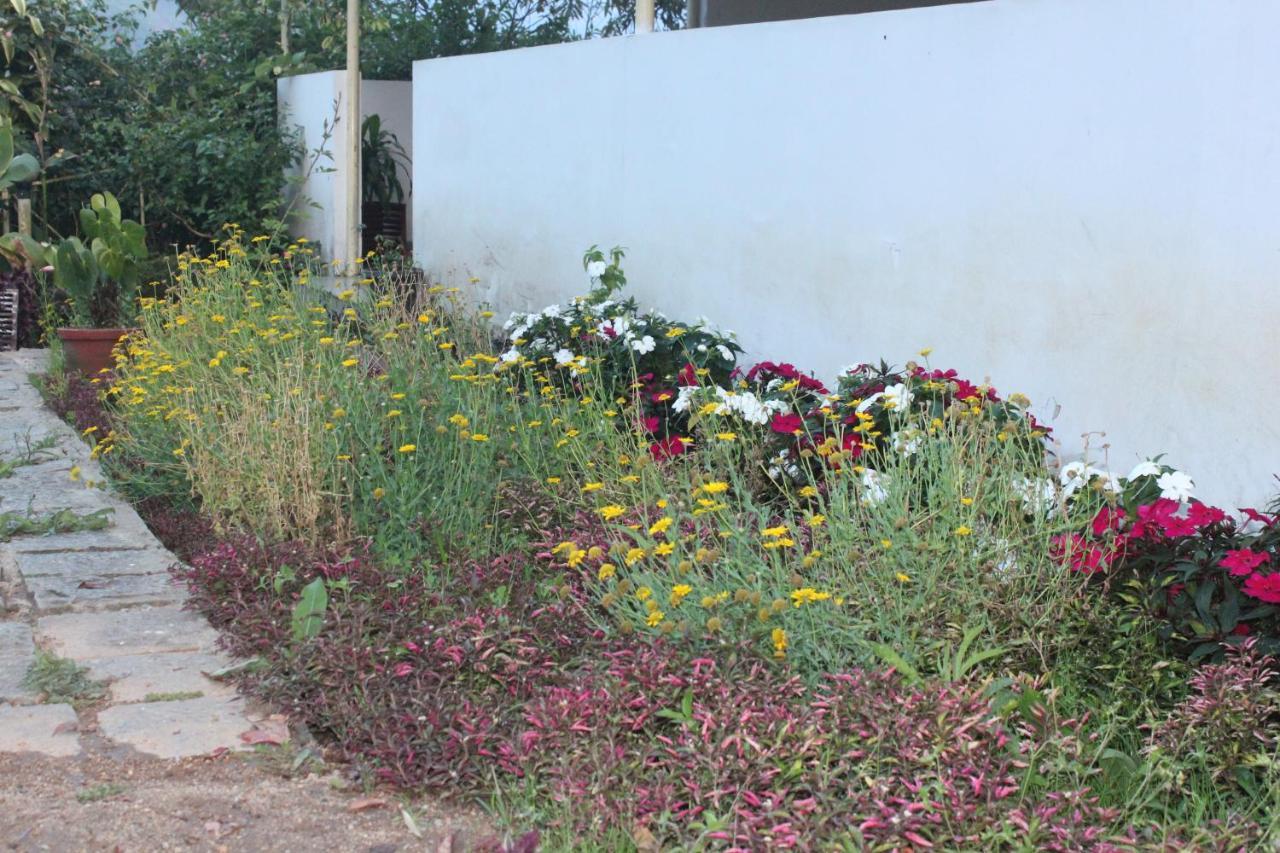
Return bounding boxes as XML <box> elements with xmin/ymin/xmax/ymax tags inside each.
<box><xmin>170</xmin><ymin>529</ymin><xmax>1270</xmax><ymax>851</ymax></box>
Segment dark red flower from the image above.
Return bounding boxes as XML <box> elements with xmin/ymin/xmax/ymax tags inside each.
<box><xmin>642</xmin><ymin>415</ymin><xmax>660</xmax><ymax>434</ymax></box>
<box><xmin>770</xmin><ymin>413</ymin><xmax>804</xmax><ymax>435</ymax></box>
<box><xmin>651</xmin><ymin>389</ymin><xmax>674</xmax><ymax>404</ymax></box>
<box><xmin>677</xmin><ymin>362</ymin><xmax>699</xmax><ymax>387</ymax></box>
<box><xmin>649</xmin><ymin>435</ymin><xmax>688</xmax><ymax>461</ymax></box>
<box><xmin>1052</xmin><ymin>533</ymin><xmax>1118</xmax><ymax>575</ymax></box>
<box><xmin>840</xmin><ymin>433</ymin><xmax>865</xmax><ymax>458</ymax></box>
<box><xmin>1090</xmin><ymin>506</ymin><xmax>1127</xmax><ymax>538</ymax></box>
<box><xmin>952</xmin><ymin>378</ymin><xmax>982</xmax><ymax>401</ymax></box>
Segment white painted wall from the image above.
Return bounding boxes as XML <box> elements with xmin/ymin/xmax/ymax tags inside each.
<box><xmin>277</xmin><ymin>72</ymin><xmax>413</xmax><ymax>261</ymax></box>
<box><xmin>409</xmin><ymin>0</ymin><xmax>1280</xmax><ymax>510</ymax></box>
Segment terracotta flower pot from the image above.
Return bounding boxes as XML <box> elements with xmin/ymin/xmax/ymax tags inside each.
<box><xmin>56</xmin><ymin>327</ymin><xmax>133</xmax><ymax>377</ymax></box>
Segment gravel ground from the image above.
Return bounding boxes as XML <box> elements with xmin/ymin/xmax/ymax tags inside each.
<box><xmin>0</xmin><ymin>749</ymin><xmax>494</xmax><ymax>852</ymax></box>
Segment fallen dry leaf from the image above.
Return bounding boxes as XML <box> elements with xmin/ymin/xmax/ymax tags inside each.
<box><xmin>239</xmin><ymin>715</ymin><xmax>290</xmax><ymax>746</ymax></box>
<box><xmin>346</xmin><ymin>797</ymin><xmax>388</xmax><ymax>813</ymax></box>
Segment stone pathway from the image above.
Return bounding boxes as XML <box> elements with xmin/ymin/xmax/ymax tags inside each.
<box><xmin>0</xmin><ymin>349</ymin><xmax>260</xmax><ymax>761</ymax></box>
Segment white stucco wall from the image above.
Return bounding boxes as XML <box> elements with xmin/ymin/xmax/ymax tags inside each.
<box><xmin>410</xmin><ymin>0</ymin><xmax>1280</xmax><ymax>509</ymax></box>
<box><xmin>277</xmin><ymin>73</ymin><xmax>413</xmax><ymax>261</ymax></box>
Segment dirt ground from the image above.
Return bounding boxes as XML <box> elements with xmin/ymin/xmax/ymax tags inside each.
<box><xmin>0</xmin><ymin>749</ymin><xmax>495</xmax><ymax>852</ymax></box>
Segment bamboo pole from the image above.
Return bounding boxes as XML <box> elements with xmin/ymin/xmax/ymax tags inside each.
<box><xmin>17</xmin><ymin>198</ymin><xmax>31</xmax><ymax>237</ymax></box>
<box><xmin>636</xmin><ymin>0</ymin><xmax>655</xmax><ymax>33</ymax></box>
<box><xmin>345</xmin><ymin>0</ymin><xmax>361</xmax><ymax>274</ymax></box>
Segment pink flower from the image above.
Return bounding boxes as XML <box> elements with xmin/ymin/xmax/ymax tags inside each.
<box><xmin>770</xmin><ymin>413</ymin><xmax>804</xmax><ymax>435</ymax></box>
<box><xmin>393</xmin><ymin>662</ymin><xmax>414</xmax><ymax>678</ymax></box>
<box><xmin>1242</xmin><ymin>571</ymin><xmax>1280</xmax><ymax>604</ymax></box>
<box><xmin>1133</xmin><ymin>498</ymin><xmax>1197</xmax><ymax>538</ymax></box>
<box><xmin>642</xmin><ymin>415</ymin><xmax>660</xmax><ymax>433</ymax></box>
<box><xmin>1052</xmin><ymin>533</ymin><xmax>1117</xmax><ymax>575</ymax></box>
<box><xmin>1219</xmin><ymin>549</ymin><xmax>1270</xmax><ymax>577</ymax></box>
<box><xmin>1185</xmin><ymin>501</ymin><xmax>1226</xmax><ymax>529</ymax></box>
<box><xmin>649</xmin><ymin>435</ymin><xmax>688</xmax><ymax>461</ymax></box>
<box><xmin>651</xmin><ymin>389</ymin><xmax>674</xmax><ymax>404</ymax></box>
<box><xmin>1242</xmin><ymin>507</ymin><xmax>1278</xmax><ymax>527</ymax></box>
<box><xmin>1090</xmin><ymin>506</ymin><xmax>1126</xmax><ymax>538</ymax></box>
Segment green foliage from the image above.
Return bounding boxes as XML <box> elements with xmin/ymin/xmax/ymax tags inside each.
<box><xmin>0</xmin><ymin>506</ymin><xmax>113</xmax><ymax>541</ymax></box>
<box><xmin>291</xmin><ymin>576</ymin><xmax>329</xmax><ymax>642</ymax></box>
<box><xmin>0</xmin><ymin>125</ymin><xmax>39</xmax><ymax>191</ymax></box>
<box><xmin>48</xmin><ymin>191</ymin><xmax>148</xmax><ymax>327</ymax></box>
<box><xmin>22</xmin><ymin>649</ymin><xmax>106</xmax><ymax>707</ymax></box>
<box><xmin>75</xmin><ymin>782</ymin><xmax>126</xmax><ymax>803</ymax></box>
<box><xmin>0</xmin><ymin>431</ymin><xmax>58</xmax><ymax>478</ymax></box>
<box><xmin>361</xmin><ymin>114</ymin><xmax>408</xmax><ymax>205</ymax></box>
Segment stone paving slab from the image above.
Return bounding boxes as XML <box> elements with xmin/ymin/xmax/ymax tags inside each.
<box><xmin>7</xmin><ymin>526</ymin><xmax>146</xmax><ymax>554</ymax></box>
<box><xmin>0</xmin><ymin>703</ymin><xmax>81</xmax><ymax>756</ymax></box>
<box><xmin>35</xmin><ymin>606</ymin><xmax>219</xmax><ymax>660</ymax></box>
<box><xmin>97</xmin><ymin>695</ymin><xmax>251</xmax><ymax>759</ymax></box>
<box><xmin>15</xmin><ymin>548</ymin><xmax>178</xmax><ymax>579</ymax></box>
<box><xmin>1</xmin><ymin>350</ymin><xmax>257</xmax><ymax>762</ymax></box>
<box><xmin>25</xmin><ymin>571</ymin><xmax>185</xmax><ymax>612</ymax></box>
<box><xmin>0</xmin><ymin>622</ymin><xmax>36</xmax><ymax>702</ymax></box>
<box><xmin>83</xmin><ymin>651</ymin><xmax>239</xmax><ymax>704</ymax></box>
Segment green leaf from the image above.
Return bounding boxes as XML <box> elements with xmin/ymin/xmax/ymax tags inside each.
<box><xmin>866</xmin><ymin>641</ymin><xmax>921</xmax><ymax>684</ymax></box>
<box><xmin>290</xmin><ymin>578</ymin><xmax>328</xmax><ymax>642</ymax></box>
<box><xmin>1098</xmin><ymin>748</ymin><xmax>1138</xmax><ymax>784</ymax></box>
<box><xmin>1188</xmin><ymin>641</ymin><xmax>1220</xmax><ymax>663</ymax></box>
<box><xmin>1218</xmin><ymin>582</ymin><xmax>1240</xmax><ymax>634</ymax></box>
<box><xmin>4</xmin><ymin>153</ymin><xmax>38</xmax><ymax>183</ymax></box>
<box><xmin>1193</xmin><ymin>581</ymin><xmax>1216</xmax><ymax>631</ymax></box>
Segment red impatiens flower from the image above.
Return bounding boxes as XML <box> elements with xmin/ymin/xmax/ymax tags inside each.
<box><xmin>1219</xmin><ymin>548</ymin><xmax>1271</xmax><ymax>577</ymax></box>
<box><xmin>1185</xmin><ymin>501</ymin><xmax>1227</xmax><ymax>529</ymax></box>
<box><xmin>1242</xmin><ymin>571</ymin><xmax>1280</xmax><ymax>604</ymax></box>
<box><xmin>1052</xmin><ymin>533</ymin><xmax>1118</xmax><ymax>575</ymax></box>
<box><xmin>771</xmin><ymin>413</ymin><xmax>804</xmax><ymax>435</ymax></box>
<box><xmin>1090</xmin><ymin>506</ymin><xmax>1127</xmax><ymax>538</ymax></box>
<box><xmin>649</xmin><ymin>435</ymin><xmax>689</xmax><ymax>461</ymax></box>
<box><xmin>1242</xmin><ymin>507</ymin><xmax>1278</xmax><ymax>527</ymax></box>
<box><xmin>1133</xmin><ymin>498</ymin><xmax>1197</xmax><ymax>538</ymax></box>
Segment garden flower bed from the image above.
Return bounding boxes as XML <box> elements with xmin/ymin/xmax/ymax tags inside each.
<box><xmin>50</xmin><ymin>235</ymin><xmax>1279</xmax><ymax>849</ymax></box>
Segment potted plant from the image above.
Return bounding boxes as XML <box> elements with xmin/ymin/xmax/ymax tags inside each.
<box><xmin>361</xmin><ymin>114</ymin><xmax>410</xmax><ymax>254</ymax></box>
<box><xmin>48</xmin><ymin>192</ymin><xmax>148</xmax><ymax>375</ymax></box>
<box><xmin>0</xmin><ymin>126</ymin><xmax>42</xmax><ymax>350</ymax></box>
